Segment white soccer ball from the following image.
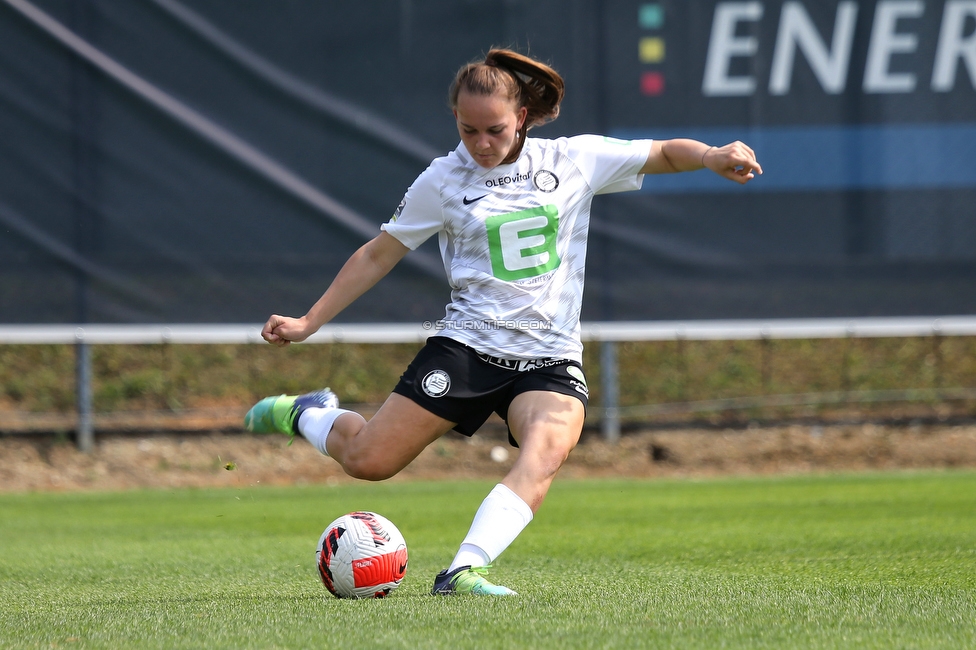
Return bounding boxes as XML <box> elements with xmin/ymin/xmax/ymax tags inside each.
<box><xmin>315</xmin><ymin>511</ymin><xmax>408</xmax><ymax>599</ymax></box>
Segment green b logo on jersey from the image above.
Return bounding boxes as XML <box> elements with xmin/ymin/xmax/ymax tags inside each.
<box><xmin>485</xmin><ymin>205</ymin><xmax>560</xmax><ymax>281</ymax></box>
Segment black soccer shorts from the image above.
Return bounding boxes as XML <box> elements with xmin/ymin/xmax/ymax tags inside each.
<box><xmin>392</xmin><ymin>336</ymin><xmax>588</xmax><ymax>447</ymax></box>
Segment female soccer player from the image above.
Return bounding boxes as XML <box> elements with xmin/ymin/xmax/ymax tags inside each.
<box><xmin>245</xmin><ymin>48</ymin><xmax>761</xmax><ymax>596</ymax></box>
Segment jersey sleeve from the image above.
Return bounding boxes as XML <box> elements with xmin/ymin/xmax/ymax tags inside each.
<box><xmin>565</xmin><ymin>135</ymin><xmax>653</xmax><ymax>195</ymax></box>
<box><xmin>380</xmin><ymin>166</ymin><xmax>444</xmax><ymax>250</ymax></box>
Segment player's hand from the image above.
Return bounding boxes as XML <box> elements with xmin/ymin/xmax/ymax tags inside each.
<box><xmin>703</xmin><ymin>141</ymin><xmax>763</xmax><ymax>184</ymax></box>
<box><xmin>261</xmin><ymin>314</ymin><xmax>311</xmax><ymax>347</ymax></box>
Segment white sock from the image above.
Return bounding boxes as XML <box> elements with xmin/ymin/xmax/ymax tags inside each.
<box><xmin>450</xmin><ymin>544</ymin><xmax>490</xmax><ymax>570</ymax></box>
<box><xmin>449</xmin><ymin>483</ymin><xmax>533</xmax><ymax>571</ymax></box>
<box><xmin>297</xmin><ymin>407</ymin><xmax>351</xmax><ymax>456</ymax></box>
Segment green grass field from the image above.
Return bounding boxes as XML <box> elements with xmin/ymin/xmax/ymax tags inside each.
<box><xmin>2</xmin><ymin>472</ymin><xmax>975</xmax><ymax>649</ymax></box>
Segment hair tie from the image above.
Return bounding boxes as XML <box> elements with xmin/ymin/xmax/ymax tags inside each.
<box><xmin>701</xmin><ymin>146</ymin><xmax>714</xmax><ymax>168</ymax></box>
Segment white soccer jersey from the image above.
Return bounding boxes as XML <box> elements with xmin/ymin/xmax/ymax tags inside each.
<box><xmin>382</xmin><ymin>135</ymin><xmax>653</xmax><ymax>363</ymax></box>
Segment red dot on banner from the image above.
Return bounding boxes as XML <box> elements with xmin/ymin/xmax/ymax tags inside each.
<box><xmin>641</xmin><ymin>71</ymin><xmax>665</xmax><ymax>96</ymax></box>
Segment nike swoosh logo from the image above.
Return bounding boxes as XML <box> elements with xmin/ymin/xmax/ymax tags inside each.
<box><xmin>462</xmin><ymin>194</ymin><xmax>487</xmax><ymax>205</ymax></box>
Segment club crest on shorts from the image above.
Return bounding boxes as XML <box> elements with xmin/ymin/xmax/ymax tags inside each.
<box><xmin>421</xmin><ymin>370</ymin><xmax>451</xmax><ymax>398</ymax></box>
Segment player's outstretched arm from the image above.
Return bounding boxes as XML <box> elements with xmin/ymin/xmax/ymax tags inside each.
<box><xmin>641</xmin><ymin>139</ymin><xmax>762</xmax><ymax>185</ymax></box>
<box><xmin>261</xmin><ymin>232</ymin><xmax>410</xmax><ymax>347</ymax></box>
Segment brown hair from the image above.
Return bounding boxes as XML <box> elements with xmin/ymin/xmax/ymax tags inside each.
<box><xmin>449</xmin><ymin>49</ymin><xmax>565</xmax><ymax>164</ymax></box>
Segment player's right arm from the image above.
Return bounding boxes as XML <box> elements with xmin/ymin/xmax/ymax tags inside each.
<box><xmin>261</xmin><ymin>232</ymin><xmax>410</xmax><ymax>346</ymax></box>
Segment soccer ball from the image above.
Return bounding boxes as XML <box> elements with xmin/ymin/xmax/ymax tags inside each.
<box><xmin>316</xmin><ymin>511</ymin><xmax>408</xmax><ymax>599</ymax></box>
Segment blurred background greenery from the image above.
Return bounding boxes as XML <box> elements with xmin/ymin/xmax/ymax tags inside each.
<box><xmin>2</xmin><ymin>336</ymin><xmax>975</xmax><ymax>432</ymax></box>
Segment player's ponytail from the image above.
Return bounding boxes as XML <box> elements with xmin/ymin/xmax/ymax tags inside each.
<box><xmin>450</xmin><ymin>48</ymin><xmax>565</xmax><ymax>164</ymax></box>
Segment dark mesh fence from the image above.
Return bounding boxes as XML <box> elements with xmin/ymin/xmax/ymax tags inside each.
<box><xmin>1</xmin><ymin>0</ymin><xmax>974</xmax><ymax>325</ymax></box>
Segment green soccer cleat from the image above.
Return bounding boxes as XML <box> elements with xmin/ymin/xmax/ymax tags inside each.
<box><xmin>431</xmin><ymin>565</ymin><xmax>517</xmax><ymax>596</ymax></box>
<box><xmin>244</xmin><ymin>388</ymin><xmax>338</xmax><ymax>438</ymax></box>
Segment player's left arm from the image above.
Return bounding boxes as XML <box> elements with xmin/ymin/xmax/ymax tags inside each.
<box><xmin>640</xmin><ymin>139</ymin><xmax>762</xmax><ymax>185</ymax></box>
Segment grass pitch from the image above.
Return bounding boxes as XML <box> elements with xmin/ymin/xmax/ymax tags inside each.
<box><xmin>2</xmin><ymin>472</ymin><xmax>975</xmax><ymax>649</ymax></box>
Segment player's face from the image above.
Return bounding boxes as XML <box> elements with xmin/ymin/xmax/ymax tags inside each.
<box><xmin>454</xmin><ymin>90</ymin><xmax>527</xmax><ymax>169</ymax></box>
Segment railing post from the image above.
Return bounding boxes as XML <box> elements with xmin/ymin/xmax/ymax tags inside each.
<box><xmin>600</xmin><ymin>339</ymin><xmax>620</xmax><ymax>443</ymax></box>
<box><xmin>760</xmin><ymin>328</ymin><xmax>772</xmax><ymax>394</ymax></box>
<box><xmin>75</xmin><ymin>331</ymin><xmax>94</xmax><ymax>452</ymax></box>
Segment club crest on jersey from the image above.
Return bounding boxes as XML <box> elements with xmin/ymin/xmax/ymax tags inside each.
<box><xmin>421</xmin><ymin>370</ymin><xmax>451</xmax><ymax>398</ymax></box>
<box><xmin>533</xmin><ymin>170</ymin><xmax>559</xmax><ymax>193</ymax></box>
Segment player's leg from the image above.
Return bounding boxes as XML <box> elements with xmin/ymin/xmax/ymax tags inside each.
<box><xmin>325</xmin><ymin>393</ymin><xmax>456</xmax><ymax>480</ymax></box>
<box><xmin>501</xmin><ymin>389</ymin><xmax>585</xmax><ymax>511</ymax></box>
<box><xmin>433</xmin><ymin>389</ymin><xmax>584</xmax><ymax>596</ymax></box>
<box><xmin>246</xmin><ymin>337</ymin><xmax>481</xmax><ymax>480</ymax></box>
<box><xmin>246</xmin><ymin>390</ymin><xmax>456</xmax><ymax>481</ymax></box>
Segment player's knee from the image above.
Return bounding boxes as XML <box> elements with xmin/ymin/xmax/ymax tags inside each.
<box><xmin>526</xmin><ymin>429</ymin><xmax>578</xmax><ymax>474</ymax></box>
<box><xmin>341</xmin><ymin>449</ymin><xmax>398</xmax><ymax>482</ymax></box>
<box><xmin>342</xmin><ymin>460</ymin><xmax>396</xmax><ymax>482</ymax></box>
<box><xmin>543</xmin><ymin>443</ymin><xmax>573</xmax><ymax>474</ymax></box>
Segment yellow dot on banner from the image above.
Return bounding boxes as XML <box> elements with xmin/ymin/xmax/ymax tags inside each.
<box><xmin>639</xmin><ymin>37</ymin><xmax>665</xmax><ymax>64</ymax></box>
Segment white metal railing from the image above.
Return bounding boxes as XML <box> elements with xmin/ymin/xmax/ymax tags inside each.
<box><xmin>2</xmin><ymin>316</ymin><xmax>975</xmax><ymax>451</ymax></box>
<box><xmin>3</xmin><ymin>316</ymin><xmax>976</xmax><ymax>345</ymax></box>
